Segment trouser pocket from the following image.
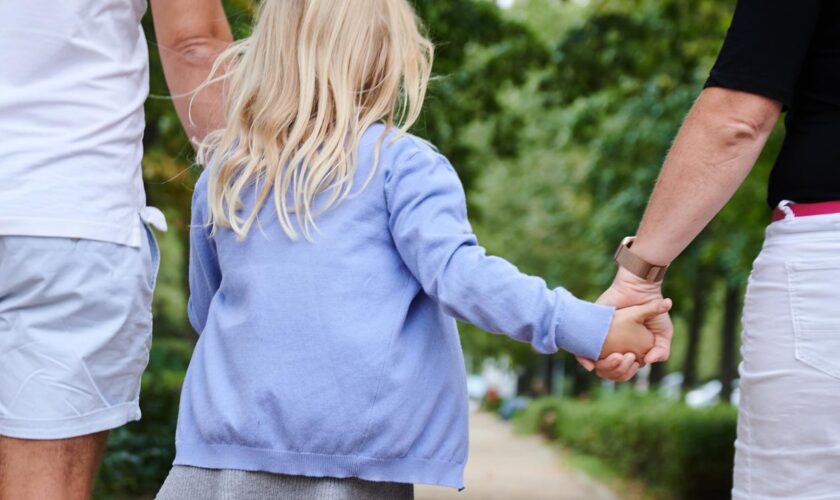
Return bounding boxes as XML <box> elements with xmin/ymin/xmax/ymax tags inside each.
<box><xmin>142</xmin><ymin>223</ymin><xmax>161</xmax><ymax>291</ymax></box>
<box><xmin>786</xmin><ymin>259</ymin><xmax>840</xmax><ymax>379</ymax></box>
<box><xmin>139</xmin><ymin>206</ymin><xmax>166</xmax><ymax>291</ymax></box>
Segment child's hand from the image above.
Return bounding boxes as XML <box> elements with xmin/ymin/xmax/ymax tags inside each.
<box><xmin>600</xmin><ymin>299</ymin><xmax>673</xmax><ymax>360</ymax></box>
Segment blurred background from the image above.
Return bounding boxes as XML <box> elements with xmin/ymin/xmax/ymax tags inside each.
<box><xmin>96</xmin><ymin>0</ymin><xmax>775</xmax><ymax>498</ymax></box>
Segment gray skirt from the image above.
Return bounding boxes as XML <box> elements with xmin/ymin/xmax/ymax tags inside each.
<box><xmin>156</xmin><ymin>466</ymin><xmax>414</xmax><ymax>500</ymax></box>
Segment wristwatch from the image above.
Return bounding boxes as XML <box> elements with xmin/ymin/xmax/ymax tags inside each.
<box><xmin>613</xmin><ymin>236</ymin><xmax>668</xmax><ymax>283</ymax></box>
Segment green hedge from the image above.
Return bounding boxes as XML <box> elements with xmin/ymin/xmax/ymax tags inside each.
<box><xmin>514</xmin><ymin>395</ymin><xmax>737</xmax><ymax>499</ymax></box>
<box><xmin>95</xmin><ymin>338</ymin><xmax>193</xmax><ymax>498</ymax></box>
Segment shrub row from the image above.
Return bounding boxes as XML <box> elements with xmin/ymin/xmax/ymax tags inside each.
<box><xmin>513</xmin><ymin>395</ymin><xmax>737</xmax><ymax>499</ymax></box>
<box><xmin>95</xmin><ymin>338</ymin><xmax>194</xmax><ymax>498</ymax></box>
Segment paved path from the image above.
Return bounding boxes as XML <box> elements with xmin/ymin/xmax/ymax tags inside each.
<box><xmin>415</xmin><ymin>411</ymin><xmax>617</xmax><ymax>500</ymax></box>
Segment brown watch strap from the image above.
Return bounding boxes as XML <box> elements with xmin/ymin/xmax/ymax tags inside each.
<box><xmin>613</xmin><ymin>237</ymin><xmax>668</xmax><ymax>283</ymax></box>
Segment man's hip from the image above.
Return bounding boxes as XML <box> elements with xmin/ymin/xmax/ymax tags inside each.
<box><xmin>0</xmin><ymin>223</ymin><xmax>160</xmax><ymax>439</ymax></box>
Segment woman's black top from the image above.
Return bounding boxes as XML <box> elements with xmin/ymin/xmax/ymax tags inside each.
<box><xmin>705</xmin><ymin>0</ymin><xmax>840</xmax><ymax>208</ymax></box>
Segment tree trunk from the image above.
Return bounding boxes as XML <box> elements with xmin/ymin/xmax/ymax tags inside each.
<box><xmin>682</xmin><ymin>269</ymin><xmax>709</xmax><ymax>392</ymax></box>
<box><xmin>517</xmin><ymin>365</ymin><xmax>536</xmax><ymax>397</ymax></box>
<box><xmin>649</xmin><ymin>362</ymin><xmax>665</xmax><ymax>387</ymax></box>
<box><xmin>544</xmin><ymin>354</ymin><xmax>554</xmax><ymax>395</ymax></box>
<box><xmin>568</xmin><ymin>355</ymin><xmax>592</xmax><ymax>397</ymax></box>
<box><xmin>720</xmin><ymin>282</ymin><xmax>742</xmax><ymax>404</ymax></box>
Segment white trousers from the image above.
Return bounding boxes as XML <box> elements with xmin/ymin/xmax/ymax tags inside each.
<box><xmin>733</xmin><ymin>211</ymin><xmax>840</xmax><ymax>499</ymax></box>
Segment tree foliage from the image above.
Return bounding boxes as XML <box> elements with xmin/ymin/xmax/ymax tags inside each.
<box><xmin>461</xmin><ymin>0</ymin><xmax>775</xmax><ymax>383</ymax></box>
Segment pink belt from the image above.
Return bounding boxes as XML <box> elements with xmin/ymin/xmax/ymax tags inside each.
<box><xmin>772</xmin><ymin>201</ymin><xmax>840</xmax><ymax>222</ymax></box>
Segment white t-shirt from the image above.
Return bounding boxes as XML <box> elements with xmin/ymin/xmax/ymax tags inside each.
<box><xmin>0</xmin><ymin>0</ymin><xmax>157</xmax><ymax>247</ymax></box>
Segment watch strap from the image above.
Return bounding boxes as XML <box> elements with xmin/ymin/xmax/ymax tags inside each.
<box><xmin>613</xmin><ymin>237</ymin><xmax>668</xmax><ymax>283</ymax></box>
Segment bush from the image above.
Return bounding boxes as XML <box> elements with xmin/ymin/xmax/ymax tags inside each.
<box><xmin>513</xmin><ymin>395</ymin><xmax>737</xmax><ymax>499</ymax></box>
<box><xmin>480</xmin><ymin>387</ymin><xmax>503</xmax><ymax>413</ymax></box>
<box><xmin>95</xmin><ymin>338</ymin><xmax>193</xmax><ymax>498</ymax></box>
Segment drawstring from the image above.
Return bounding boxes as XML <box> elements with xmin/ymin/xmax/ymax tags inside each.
<box><xmin>777</xmin><ymin>200</ymin><xmax>795</xmax><ymax>221</ymax></box>
<box><xmin>140</xmin><ymin>206</ymin><xmax>168</xmax><ymax>232</ymax></box>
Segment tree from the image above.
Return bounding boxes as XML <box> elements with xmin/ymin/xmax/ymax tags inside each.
<box><xmin>720</xmin><ymin>282</ymin><xmax>742</xmax><ymax>403</ymax></box>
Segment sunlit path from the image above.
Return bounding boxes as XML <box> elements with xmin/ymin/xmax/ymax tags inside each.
<box><xmin>416</xmin><ymin>411</ymin><xmax>617</xmax><ymax>500</ymax></box>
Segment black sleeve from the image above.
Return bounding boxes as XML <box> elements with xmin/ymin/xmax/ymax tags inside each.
<box><xmin>705</xmin><ymin>0</ymin><xmax>822</xmax><ymax>107</ymax></box>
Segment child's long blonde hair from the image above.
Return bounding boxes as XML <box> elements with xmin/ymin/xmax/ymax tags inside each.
<box><xmin>196</xmin><ymin>0</ymin><xmax>433</xmax><ymax>240</ymax></box>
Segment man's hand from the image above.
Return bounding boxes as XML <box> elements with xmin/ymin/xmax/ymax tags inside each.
<box><xmin>578</xmin><ymin>267</ymin><xmax>674</xmax><ymax>381</ymax></box>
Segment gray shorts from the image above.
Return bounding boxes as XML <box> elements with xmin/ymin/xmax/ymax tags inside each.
<box><xmin>156</xmin><ymin>466</ymin><xmax>414</xmax><ymax>500</ymax></box>
<box><xmin>0</xmin><ymin>224</ymin><xmax>160</xmax><ymax>439</ymax></box>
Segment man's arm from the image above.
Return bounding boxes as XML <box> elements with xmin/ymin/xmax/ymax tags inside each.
<box><xmin>149</xmin><ymin>0</ymin><xmax>233</xmax><ymax>144</ymax></box>
<box><xmin>587</xmin><ymin>87</ymin><xmax>781</xmax><ymax>380</ymax></box>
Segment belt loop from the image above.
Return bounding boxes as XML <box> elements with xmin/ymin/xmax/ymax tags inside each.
<box><xmin>777</xmin><ymin>200</ymin><xmax>796</xmax><ymax>221</ymax></box>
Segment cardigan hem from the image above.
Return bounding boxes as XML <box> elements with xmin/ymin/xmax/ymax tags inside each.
<box><xmin>174</xmin><ymin>442</ymin><xmax>466</xmax><ymax>490</ymax></box>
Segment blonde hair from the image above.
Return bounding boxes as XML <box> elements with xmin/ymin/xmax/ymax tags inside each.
<box><xmin>195</xmin><ymin>0</ymin><xmax>433</xmax><ymax>240</ymax></box>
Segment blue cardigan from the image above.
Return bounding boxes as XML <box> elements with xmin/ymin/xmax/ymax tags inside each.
<box><xmin>175</xmin><ymin>124</ymin><xmax>614</xmax><ymax>489</ymax></box>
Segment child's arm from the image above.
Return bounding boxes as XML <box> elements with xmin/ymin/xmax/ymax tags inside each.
<box><xmin>188</xmin><ymin>185</ymin><xmax>222</xmax><ymax>334</ymax></box>
<box><xmin>385</xmin><ymin>147</ymin><xmax>614</xmax><ymax>360</ymax></box>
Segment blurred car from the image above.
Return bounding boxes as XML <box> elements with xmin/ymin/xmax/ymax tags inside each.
<box><xmin>499</xmin><ymin>396</ymin><xmax>530</xmax><ymax>421</ymax></box>
<box><xmin>685</xmin><ymin>379</ymin><xmax>740</xmax><ymax>408</ymax></box>
<box><xmin>658</xmin><ymin>372</ymin><xmax>684</xmax><ymax>401</ymax></box>
<box><xmin>467</xmin><ymin>374</ymin><xmax>488</xmax><ymax>400</ymax></box>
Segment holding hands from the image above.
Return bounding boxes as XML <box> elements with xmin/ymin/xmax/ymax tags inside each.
<box><xmin>579</xmin><ymin>267</ymin><xmax>675</xmax><ymax>382</ymax></box>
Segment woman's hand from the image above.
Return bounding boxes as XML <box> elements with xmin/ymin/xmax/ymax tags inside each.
<box><xmin>600</xmin><ymin>298</ymin><xmax>671</xmax><ymax>360</ymax></box>
<box><xmin>577</xmin><ymin>267</ymin><xmax>674</xmax><ymax>381</ymax></box>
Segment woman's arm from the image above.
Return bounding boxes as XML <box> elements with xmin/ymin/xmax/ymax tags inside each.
<box><xmin>589</xmin><ymin>0</ymin><xmax>823</xmax><ymax>381</ymax></box>
<box><xmin>632</xmin><ymin>88</ymin><xmax>781</xmax><ymax>266</ymax></box>
<box><xmin>589</xmin><ymin>87</ymin><xmax>781</xmax><ymax>380</ymax></box>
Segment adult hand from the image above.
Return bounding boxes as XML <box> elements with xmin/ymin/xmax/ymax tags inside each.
<box><xmin>577</xmin><ymin>267</ymin><xmax>674</xmax><ymax>381</ymax></box>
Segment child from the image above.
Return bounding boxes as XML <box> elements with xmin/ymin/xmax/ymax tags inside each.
<box><xmin>157</xmin><ymin>1</ymin><xmax>669</xmax><ymax>498</ymax></box>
